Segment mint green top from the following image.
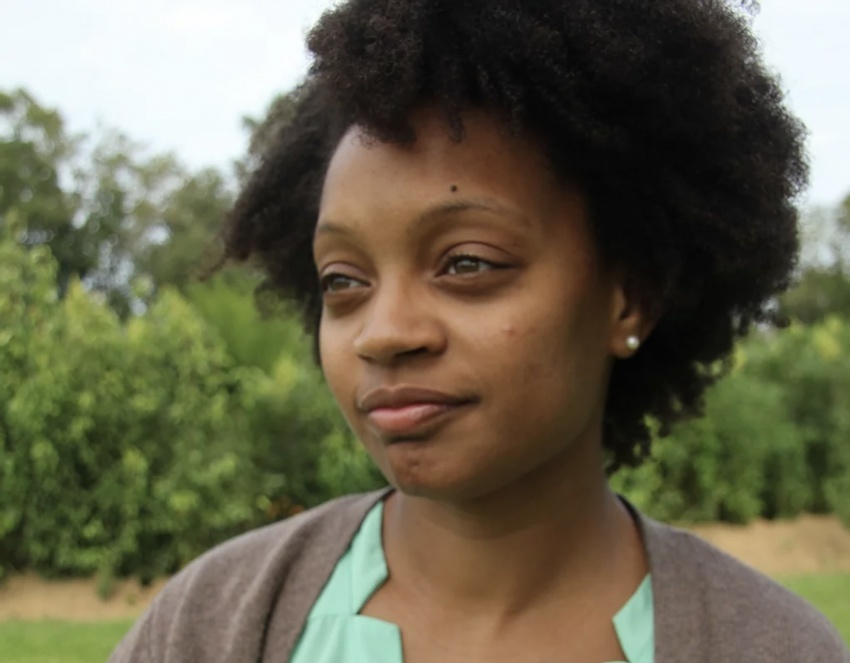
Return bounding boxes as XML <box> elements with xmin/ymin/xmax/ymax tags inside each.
<box><xmin>291</xmin><ymin>501</ymin><xmax>654</xmax><ymax>663</ymax></box>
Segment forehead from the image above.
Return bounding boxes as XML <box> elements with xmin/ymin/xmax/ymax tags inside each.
<box><xmin>319</xmin><ymin>108</ymin><xmax>560</xmax><ymax>220</ymax></box>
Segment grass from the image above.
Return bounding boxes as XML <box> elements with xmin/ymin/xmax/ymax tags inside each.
<box><xmin>0</xmin><ymin>575</ymin><xmax>846</xmax><ymax>661</ymax></box>
<box><xmin>782</xmin><ymin>573</ymin><xmax>850</xmax><ymax>644</ymax></box>
<box><xmin>0</xmin><ymin>620</ymin><xmax>134</xmax><ymax>663</ymax></box>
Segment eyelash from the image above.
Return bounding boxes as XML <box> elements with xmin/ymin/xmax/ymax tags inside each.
<box><xmin>320</xmin><ymin>273</ymin><xmax>362</xmax><ymax>293</ymax></box>
<box><xmin>442</xmin><ymin>253</ymin><xmax>505</xmax><ymax>275</ymax></box>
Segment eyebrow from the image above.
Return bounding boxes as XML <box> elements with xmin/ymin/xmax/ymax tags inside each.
<box><xmin>314</xmin><ymin>197</ymin><xmax>531</xmax><ymax>239</ymax></box>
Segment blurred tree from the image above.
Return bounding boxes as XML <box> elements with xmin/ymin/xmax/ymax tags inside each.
<box><xmin>1</xmin><ymin>88</ymin><xmax>234</xmax><ymax>314</ymax></box>
<box><xmin>70</xmin><ymin>128</ymin><xmax>234</xmax><ymax>313</ymax></box>
<box><xmin>781</xmin><ymin>196</ymin><xmax>850</xmax><ymax>324</ymax></box>
<box><xmin>0</xmin><ymin>88</ymin><xmax>90</xmax><ymax>294</ymax></box>
<box><xmin>72</xmin><ymin>129</ymin><xmax>183</xmax><ymax>315</ymax></box>
<box><xmin>782</xmin><ymin>266</ymin><xmax>850</xmax><ymax>324</ymax></box>
<box><xmin>185</xmin><ymin>270</ymin><xmax>305</xmax><ymax>374</ymax></box>
<box><xmin>139</xmin><ymin>167</ymin><xmax>233</xmax><ymax>293</ymax></box>
<box><xmin>236</xmin><ymin>89</ymin><xmax>298</xmax><ymax>181</ymax></box>
<box><xmin>0</xmin><ymin>223</ymin><xmax>383</xmax><ymax>581</ymax></box>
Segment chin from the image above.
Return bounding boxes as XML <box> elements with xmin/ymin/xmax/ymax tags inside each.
<box><xmin>386</xmin><ymin>462</ymin><xmax>506</xmax><ymax>503</ymax></box>
<box><xmin>379</xmin><ymin>442</ymin><xmax>465</xmax><ymax>497</ymax></box>
<box><xmin>391</xmin><ymin>481</ymin><xmax>484</xmax><ymax>503</ymax></box>
<box><xmin>373</xmin><ymin>433</ymin><xmax>536</xmax><ymax>503</ymax></box>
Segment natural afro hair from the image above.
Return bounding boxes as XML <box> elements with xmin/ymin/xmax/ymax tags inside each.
<box><xmin>220</xmin><ymin>0</ymin><xmax>807</xmax><ymax>471</ymax></box>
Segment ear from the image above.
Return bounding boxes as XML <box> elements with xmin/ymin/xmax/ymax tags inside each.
<box><xmin>608</xmin><ymin>273</ymin><xmax>661</xmax><ymax>359</ymax></box>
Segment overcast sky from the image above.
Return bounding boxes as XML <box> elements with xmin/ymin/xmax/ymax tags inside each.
<box><xmin>1</xmin><ymin>0</ymin><xmax>848</xmax><ymax>208</ymax></box>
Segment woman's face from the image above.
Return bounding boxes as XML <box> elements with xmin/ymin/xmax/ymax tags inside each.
<box><xmin>314</xmin><ymin>108</ymin><xmax>639</xmax><ymax>502</ymax></box>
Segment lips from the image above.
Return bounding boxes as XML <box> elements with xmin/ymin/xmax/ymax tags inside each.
<box><xmin>357</xmin><ymin>386</ymin><xmax>476</xmax><ymax>437</ymax></box>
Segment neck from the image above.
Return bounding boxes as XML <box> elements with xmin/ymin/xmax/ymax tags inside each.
<box><xmin>381</xmin><ymin>437</ymin><xmax>646</xmax><ymax>620</ymax></box>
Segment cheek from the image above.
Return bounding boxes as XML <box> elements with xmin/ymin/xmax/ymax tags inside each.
<box><xmin>489</xmin><ymin>303</ymin><xmax>610</xmax><ymax>425</ymax></box>
<box><xmin>318</xmin><ymin>325</ymin><xmax>352</xmax><ymax>413</ymax></box>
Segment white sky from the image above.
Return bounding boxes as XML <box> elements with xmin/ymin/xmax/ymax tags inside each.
<box><xmin>1</xmin><ymin>0</ymin><xmax>848</xmax><ymax>208</ymax></box>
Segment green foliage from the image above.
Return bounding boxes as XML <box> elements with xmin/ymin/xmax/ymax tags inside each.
<box><xmin>749</xmin><ymin>319</ymin><xmax>850</xmax><ymax>524</ymax></box>
<box><xmin>185</xmin><ymin>271</ymin><xmax>304</xmax><ymax>374</ymax></box>
<box><xmin>0</xmin><ymin>259</ymin><xmax>255</xmax><ymax>578</ymax></box>
<box><xmin>0</xmin><ymin>212</ymin><xmax>61</xmax><ymax>574</ymax></box>
<box><xmin>781</xmin><ymin>199</ymin><xmax>850</xmax><ymax>324</ymax></box>
<box><xmin>1</xmin><ymin>87</ymin><xmax>233</xmax><ymax>316</ymax></box>
<box><xmin>137</xmin><ymin>167</ymin><xmax>233</xmax><ymax>293</ymax></box>
<box><xmin>0</xmin><ymin>89</ymin><xmax>81</xmax><ymax>292</ymax></box>
<box><xmin>237</xmin><ymin>91</ymin><xmax>298</xmax><ymax>181</ymax></box>
<box><xmin>185</xmin><ymin>270</ymin><xmax>386</xmax><ymax>512</ymax></box>
<box><xmin>0</xmin><ymin>226</ymin><xmax>382</xmax><ymax>581</ymax></box>
<box><xmin>238</xmin><ymin>355</ymin><xmax>382</xmax><ymax>520</ymax></box>
<box><xmin>613</xmin><ymin>366</ymin><xmax>807</xmax><ymax>524</ymax></box>
<box><xmin>782</xmin><ymin>265</ymin><xmax>850</xmax><ymax>325</ymax></box>
<box><xmin>614</xmin><ymin>320</ymin><xmax>850</xmax><ymax>527</ymax></box>
<box><xmin>68</xmin><ymin>129</ymin><xmax>232</xmax><ymax>314</ymax></box>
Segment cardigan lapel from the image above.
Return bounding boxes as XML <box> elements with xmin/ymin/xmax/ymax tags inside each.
<box><xmin>635</xmin><ymin>510</ymin><xmax>711</xmax><ymax>663</ymax></box>
<box><xmin>261</xmin><ymin>489</ymin><xmax>390</xmax><ymax>663</ymax></box>
<box><xmin>261</xmin><ymin>490</ymin><xmax>710</xmax><ymax>663</ymax></box>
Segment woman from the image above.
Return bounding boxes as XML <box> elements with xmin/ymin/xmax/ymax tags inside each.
<box><xmin>111</xmin><ymin>1</ymin><xmax>849</xmax><ymax>662</ymax></box>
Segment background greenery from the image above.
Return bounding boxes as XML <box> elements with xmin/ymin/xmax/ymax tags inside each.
<box><xmin>0</xmin><ymin>620</ymin><xmax>134</xmax><ymax>663</ymax></box>
<box><xmin>2</xmin><ymin>87</ymin><xmax>850</xmax><ymax>585</ymax></box>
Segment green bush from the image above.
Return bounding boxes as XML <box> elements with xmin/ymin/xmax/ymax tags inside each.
<box><xmin>0</xmin><ymin>214</ymin><xmax>62</xmax><ymax>577</ymax></box>
<box><xmin>1</xmin><ymin>275</ymin><xmax>258</xmax><ymax>579</ymax></box>
<box><xmin>187</xmin><ymin>271</ymin><xmax>385</xmax><ymax>514</ymax></box>
<box><xmin>614</xmin><ymin>321</ymin><xmax>850</xmax><ymax>527</ymax></box>
<box><xmin>185</xmin><ymin>272</ymin><xmax>305</xmax><ymax>375</ymax></box>
<box><xmin>237</xmin><ymin>352</ymin><xmax>384</xmax><ymax>520</ymax></box>
<box><xmin>747</xmin><ymin>319</ymin><xmax>850</xmax><ymax>524</ymax></box>
<box><xmin>0</xmin><ymin>223</ymin><xmax>382</xmax><ymax>582</ymax></box>
<box><xmin>613</xmin><ymin>366</ymin><xmax>807</xmax><ymax>524</ymax></box>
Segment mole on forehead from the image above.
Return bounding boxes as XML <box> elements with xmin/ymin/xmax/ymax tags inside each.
<box><xmin>451</xmin><ymin>184</ymin><xmax>459</xmax><ymax>192</ymax></box>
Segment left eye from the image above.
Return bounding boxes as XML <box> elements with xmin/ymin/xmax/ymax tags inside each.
<box><xmin>445</xmin><ymin>255</ymin><xmax>499</xmax><ymax>275</ymax></box>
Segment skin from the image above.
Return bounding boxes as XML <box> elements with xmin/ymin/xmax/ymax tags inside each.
<box><xmin>314</xmin><ymin>107</ymin><xmax>652</xmax><ymax>663</ymax></box>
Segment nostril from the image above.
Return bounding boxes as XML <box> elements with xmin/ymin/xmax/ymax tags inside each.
<box><xmin>356</xmin><ymin>342</ymin><xmax>432</xmax><ymax>365</ymax></box>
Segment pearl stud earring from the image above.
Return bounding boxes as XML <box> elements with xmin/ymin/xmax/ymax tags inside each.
<box><xmin>626</xmin><ymin>335</ymin><xmax>641</xmax><ymax>351</ymax></box>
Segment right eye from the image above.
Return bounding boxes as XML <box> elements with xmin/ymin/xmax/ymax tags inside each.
<box><xmin>320</xmin><ymin>273</ymin><xmax>365</xmax><ymax>293</ymax></box>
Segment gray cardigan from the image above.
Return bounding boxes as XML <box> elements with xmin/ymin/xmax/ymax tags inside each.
<box><xmin>109</xmin><ymin>490</ymin><xmax>850</xmax><ymax>662</ymax></box>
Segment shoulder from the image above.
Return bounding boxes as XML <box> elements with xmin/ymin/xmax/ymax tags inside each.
<box><xmin>190</xmin><ymin>491</ymin><xmax>375</xmax><ymax>567</ymax></box>
<box><xmin>109</xmin><ymin>490</ymin><xmax>387</xmax><ymax>663</ymax></box>
<box><xmin>642</xmin><ymin>516</ymin><xmax>849</xmax><ymax>662</ymax></box>
<box><xmin>158</xmin><ymin>490</ymin><xmax>379</xmax><ymax>599</ymax></box>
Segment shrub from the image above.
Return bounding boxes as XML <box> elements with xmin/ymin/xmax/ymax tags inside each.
<box><xmin>0</xmin><ymin>221</ymin><xmax>383</xmax><ymax>581</ymax></box>
<box><xmin>613</xmin><ymin>358</ymin><xmax>808</xmax><ymax>524</ymax></box>
<box><xmin>748</xmin><ymin>319</ymin><xmax>850</xmax><ymax>524</ymax></box>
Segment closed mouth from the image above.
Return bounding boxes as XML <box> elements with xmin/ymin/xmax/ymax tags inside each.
<box><xmin>356</xmin><ymin>385</ymin><xmax>477</xmax><ymax>438</ymax></box>
<box><xmin>365</xmin><ymin>399</ymin><xmax>476</xmax><ymax>438</ymax></box>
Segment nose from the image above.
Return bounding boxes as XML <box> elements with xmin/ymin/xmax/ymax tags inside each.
<box><xmin>353</xmin><ymin>281</ymin><xmax>446</xmax><ymax>365</ymax></box>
